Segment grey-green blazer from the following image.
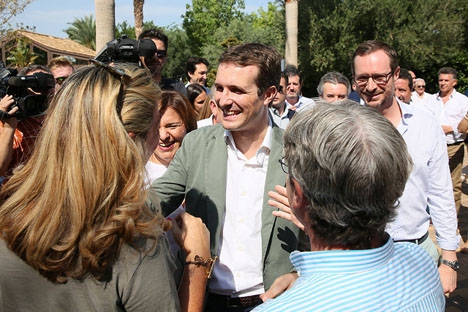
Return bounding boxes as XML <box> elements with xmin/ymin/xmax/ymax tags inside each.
<box><xmin>150</xmin><ymin>123</ymin><xmax>299</xmax><ymax>290</ymax></box>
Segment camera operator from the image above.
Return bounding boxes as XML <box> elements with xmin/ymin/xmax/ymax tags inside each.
<box><xmin>0</xmin><ymin>65</ymin><xmax>52</xmax><ymax>180</ymax></box>
<box><xmin>0</xmin><ymin>95</ymin><xmax>18</xmax><ymax>179</ymax></box>
<box><xmin>138</xmin><ymin>28</ymin><xmax>187</xmax><ymax>96</ymax></box>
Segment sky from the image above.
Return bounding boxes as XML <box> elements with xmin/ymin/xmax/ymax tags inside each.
<box><xmin>10</xmin><ymin>0</ymin><xmax>272</xmax><ymax>38</ymax></box>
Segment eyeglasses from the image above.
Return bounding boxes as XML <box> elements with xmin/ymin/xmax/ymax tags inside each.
<box><xmin>155</xmin><ymin>50</ymin><xmax>167</xmax><ymax>58</ymax></box>
<box><xmin>55</xmin><ymin>76</ymin><xmax>69</xmax><ymax>85</ymax></box>
<box><xmin>416</xmin><ymin>85</ymin><xmax>426</xmax><ymax>89</ymax></box>
<box><xmin>354</xmin><ymin>71</ymin><xmax>393</xmax><ymax>87</ymax></box>
<box><xmin>89</xmin><ymin>59</ymin><xmax>131</xmax><ymax>118</ymax></box>
<box><xmin>278</xmin><ymin>157</ymin><xmax>289</xmax><ymax>174</ymax></box>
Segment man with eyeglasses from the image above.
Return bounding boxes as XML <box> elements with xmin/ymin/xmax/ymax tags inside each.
<box><xmin>48</xmin><ymin>56</ymin><xmax>74</xmax><ymax>91</ymax></box>
<box><xmin>254</xmin><ymin>101</ymin><xmax>445</xmax><ymax>312</ymax></box>
<box><xmin>351</xmin><ymin>40</ymin><xmax>459</xmax><ymax>295</ymax></box>
<box><xmin>411</xmin><ymin>78</ymin><xmax>431</xmax><ymax>107</ymax></box>
<box><xmin>138</xmin><ymin>28</ymin><xmax>187</xmax><ymax>96</ymax></box>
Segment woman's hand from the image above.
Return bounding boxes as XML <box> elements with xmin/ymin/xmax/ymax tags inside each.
<box><xmin>170</xmin><ymin>212</ymin><xmax>210</xmax><ymax>259</ymax></box>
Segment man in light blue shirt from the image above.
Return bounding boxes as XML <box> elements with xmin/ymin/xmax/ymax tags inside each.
<box><xmin>283</xmin><ymin>65</ymin><xmax>315</xmax><ymax>112</ymax></box>
<box><xmin>255</xmin><ymin>102</ymin><xmax>445</xmax><ymax>312</ymax></box>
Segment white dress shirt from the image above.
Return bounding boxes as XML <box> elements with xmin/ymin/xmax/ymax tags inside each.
<box><xmin>411</xmin><ymin>91</ymin><xmax>431</xmax><ymax>108</ymax></box>
<box><xmin>386</xmin><ymin>99</ymin><xmax>459</xmax><ymax>250</ymax></box>
<box><xmin>209</xmin><ymin>121</ymin><xmax>273</xmax><ymax>297</ymax></box>
<box><xmin>425</xmin><ymin>89</ymin><xmax>468</xmax><ymax>144</ymax></box>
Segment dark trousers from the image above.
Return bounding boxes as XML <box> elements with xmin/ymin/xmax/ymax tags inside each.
<box><xmin>204</xmin><ymin>293</ymin><xmax>262</xmax><ymax>312</ymax></box>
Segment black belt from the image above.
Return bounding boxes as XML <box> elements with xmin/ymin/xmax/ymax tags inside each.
<box><xmin>208</xmin><ymin>293</ymin><xmax>262</xmax><ymax>309</ymax></box>
<box><xmin>394</xmin><ymin>231</ymin><xmax>429</xmax><ymax>245</ymax></box>
<box><xmin>447</xmin><ymin>141</ymin><xmax>464</xmax><ymax>146</ymax></box>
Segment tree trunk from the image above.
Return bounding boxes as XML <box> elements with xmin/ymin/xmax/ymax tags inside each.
<box><xmin>95</xmin><ymin>0</ymin><xmax>115</xmax><ymax>52</ymax></box>
<box><xmin>134</xmin><ymin>0</ymin><xmax>145</xmax><ymax>39</ymax></box>
<box><xmin>285</xmin><ymin>0</ymin><xmax>298</xmax><ymax>67</ymax></box>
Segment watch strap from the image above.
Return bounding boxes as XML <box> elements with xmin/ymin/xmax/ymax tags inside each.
<box><xmin>440</xmin><ymin>258</ymin><xmax>460</xmax><ymax>271</ymax></box>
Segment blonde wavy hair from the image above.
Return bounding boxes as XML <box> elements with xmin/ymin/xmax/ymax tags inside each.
<box><xmin>0</xmin><ymin>63</ymin><xmax>167</xmax><ymax>283</ymax></box>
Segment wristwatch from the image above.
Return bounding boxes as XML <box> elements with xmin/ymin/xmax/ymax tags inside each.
<box><xmin>440</xmin><ymin>258</ymin><xmax>460</xmax><ymax>271</ymax></box>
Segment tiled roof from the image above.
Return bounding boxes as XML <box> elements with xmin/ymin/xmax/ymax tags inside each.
<box><xmin>15</xmin><ymin>30</ymin><xmax>96</xmax><ymax>59</ymax></box>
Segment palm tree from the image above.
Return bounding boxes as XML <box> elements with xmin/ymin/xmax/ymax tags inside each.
<box><xmin>94</xmin><ymin>0</ymin><xmax>115</xmax><ymax>51</ymax></box>
<box><xmin>285</xmin><ymin>0</ymin><xmax>298</xmax><ymax>66</ymax></box>
<box><xmin>64</xmin><ymin>15</ymin><xmax>96</xmax><ymax>50</ymax></box>
<box><xmin>134</xmin><ymin>0</ymin><xmax>145</xmax><ymax>38</ymax></box>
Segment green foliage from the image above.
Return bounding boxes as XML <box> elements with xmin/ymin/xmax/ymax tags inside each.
<box><xmin>162</xmin><ymin>25</ymin><xmax>191</xmax><ymax>80</ymax></box>
<box><xmin>297</xmin><ymin>0</ymin><xmax>468</xmax><ymax>96</ymax></box>
<box><xmin>201</xmin><ymin>9</ymin><xmax>284</xmax><ymax>66</ymax></box>
<box><xmin>248</xmin><ymin>2</ymin><xmax>285</xmax><ymax>53</ymax></box>
<box><xmin>182</xmin><ymin>0</ymin><xmax>246</xmax><ymax>55</ymax></box>
<box><xmin>64</xmin><ymin>15</ymin><xmax>96</xmax><ymax>50</ymax></box>
<box><xmin>195</xmin><ymin>1</ymin><xmax>285</xmax><ymax>86</ymax></box>
<box><xmin>115</xmin><ymin>20</ymin><xmax>157</xmax><ymax>39</ymax></box>
<box><xmin>452</xmin><ymin>52</ymin><xmax>468</xmax><ymax>94</ymax></box>
<box><xmin>6</xmin><ymin>38</ymin><xmax>38</xmax><ymax>68</ymax></box>
<box><xmin>115</xmin><ymin>20</ymin><xmax>136</xmax><ymax>38</ymax></box>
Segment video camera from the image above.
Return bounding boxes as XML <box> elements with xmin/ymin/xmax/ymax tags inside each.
<box><xmin>94</xmin><ymin>34</ymin><xmax>157</xmax><ymax>65</ymax></box>
<box><xmin>0</xmin><ymin>63</ymin><xmax>55</xmax><ymax>120</ymax></box>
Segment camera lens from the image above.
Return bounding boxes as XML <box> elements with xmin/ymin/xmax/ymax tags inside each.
<box><xmin>15</xmin><ymin>95</ymin><xmax>48</xmax><ymax>118</ymax></box>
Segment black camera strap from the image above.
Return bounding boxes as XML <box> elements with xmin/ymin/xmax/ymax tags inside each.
<box><xmin>0</xmin><ymin>109</ymin><xmax>11</xmax><ymax>120</ymax></box>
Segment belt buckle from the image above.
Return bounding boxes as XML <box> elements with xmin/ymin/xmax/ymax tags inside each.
<box><xmin>225</xmin><ymin>296</ymin><xmax>243</xmax><ymax>309</ymax></box>
<box><xmin>226</xmin><ymin>295</ymin><xmax>260</xmax><ymax>308</ymax></box>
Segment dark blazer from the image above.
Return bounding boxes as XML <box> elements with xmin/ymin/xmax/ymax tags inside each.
<box><xmin>150</xmin><ymin>123</ymin><xmax>299</xmax><ymax>290</ymax></box>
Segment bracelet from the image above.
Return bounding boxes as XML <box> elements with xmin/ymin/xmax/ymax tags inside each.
<box><xmin>464</xmin><ymin>115</ymin><xmax>468</xmax><ymax>121</ymax></box>
<box><xmin>185</xmin><ymin>255</ymin><xmax>218</xmax><ymax>278</ymax></box>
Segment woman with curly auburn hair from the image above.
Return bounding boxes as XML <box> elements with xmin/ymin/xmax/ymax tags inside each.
<box><xmin>0</xmin><ymin>62</ymin><xmax>210</xmax><ymax>311</ymax></box>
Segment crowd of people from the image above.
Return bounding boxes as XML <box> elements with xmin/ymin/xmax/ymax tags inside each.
<box><xmin>0</xmin><ymin>26</ymin><xmax>467</xmax><ymax>311</ymax></box>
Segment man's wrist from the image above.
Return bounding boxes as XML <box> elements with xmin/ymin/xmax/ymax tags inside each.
<box><xmin>440</xmin><ymin>249</ymin><xmax>457</xmax><ymax>261</ymax></box>
<box><xmin>439</xmin><ymin>258</ymin><xmax>460</xmax><ymax>271</ymax></box>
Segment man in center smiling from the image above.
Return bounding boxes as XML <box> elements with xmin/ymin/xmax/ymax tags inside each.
<box><xmin>151</xmin><ymin>43</ymin><xmax>299</xmax><ymax>311</ymax></box>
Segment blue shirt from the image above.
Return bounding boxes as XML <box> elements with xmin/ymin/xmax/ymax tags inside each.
<box><xmin>253</xmin><ymin>237</ymin><xmax>445</xmax><ymax>312</ymax></box>
<box><xmin>386</xmin><ymin>100</ymin><xmax>459</xmax><ymax>250</ymax></box>
<box><xmin>269</xmin><ymin>106</ymin><xmax>295</xmax><ymax>130</ymax></box>
<box><xmin>286</xmin><ymin>96</ymin><xmax>315</xmax><ymax>112</ymax></box>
